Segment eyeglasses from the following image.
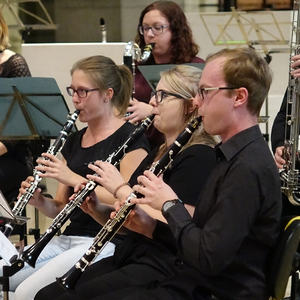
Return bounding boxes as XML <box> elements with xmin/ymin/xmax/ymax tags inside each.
<box><xmin>151</xmin><ymin>90</ymin><xmax>185</xmax><ymax>104</ymax></box>
<box><xmin>198</xmin><ymin>87</ymin><xmax>237</xmax><ymax>100</ymax></box>
<box><xmin>139</xmin><ymin>24</ymin><xmax>169</xmax><ymax>36</ymax></box>
<box><xmin>66</xmin><ymin>86</ymin><xmax>99</xmax><ymax>98</ymax></box>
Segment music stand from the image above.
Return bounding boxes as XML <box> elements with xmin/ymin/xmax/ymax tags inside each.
<box><xmin>138</xmin><ymin>63</ymin><xmax>204</xmax><ymax>91</ymax></box>
<box><xmin>0</xmin><ymin>189</ymin><xmax>25</xmax><ymax>300</ymax></box>
<box><xmin>0</xmin><ymin>190</ymin><xmax>27</xmax><ymax>226</ymax></box>
<box><xmin>0</xmin><ymin>77</ymin><xmax>76</xmax><ymax>140</ymax></box>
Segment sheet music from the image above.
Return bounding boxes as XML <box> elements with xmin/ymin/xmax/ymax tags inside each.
<box><xmin>0</xmin><ymin>190</ymin><xmax>14</xmax><ymax>221</ymax></box>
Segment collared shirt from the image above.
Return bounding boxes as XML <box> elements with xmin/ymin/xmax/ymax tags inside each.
<box><xmin>163</xmin><ymin>125</ymin><xmax>282</xmax><ymax>300</ymax></box>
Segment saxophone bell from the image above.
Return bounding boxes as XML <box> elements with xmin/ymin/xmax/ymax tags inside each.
<box><xmin>140</xmin><ymin>43</ymin><xmax>155</xmax><ymax>63</ymax></box>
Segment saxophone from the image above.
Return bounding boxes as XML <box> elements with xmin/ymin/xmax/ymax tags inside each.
<box><xmin>20</xmin><ymin>114</ymin><xmax>154</xmax><ymax>268</ymax></box>
<box><xmin>280</xmin><ymin>0</ymin><xmax>300</xmax><ymax>205</ymax></box>
<box><xmin>3</xmin><ymin>110</ymin><xmax>80</xmax><ymax>237</ymax></box>
<box><xmin>57</xmin><ymin>116</ymin><xmax>202</xmax><ymax>290</ymax></box>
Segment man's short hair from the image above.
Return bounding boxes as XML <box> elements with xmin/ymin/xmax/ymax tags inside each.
<box><xmin>206</xmin><ymin>48</ymin><xmax>272</xmax><ymax>116</ymax></box>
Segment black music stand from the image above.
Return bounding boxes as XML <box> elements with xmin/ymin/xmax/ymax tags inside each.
<box><xmin>0</xmin><ymin>77</ymin><xmax>76</xmax><ymax>140</ymax></box>
<box><xmin>0</xmin><ymin>190</ymin><xmax>27</xmax><ymax>227</ymax></box>
<box><xmin>138</xmin><ymin>63</ymin><xmax>204</xmax><ymax>91</ymax></box>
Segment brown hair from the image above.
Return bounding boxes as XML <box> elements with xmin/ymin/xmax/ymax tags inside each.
<box><xmin>71</xmin><ymin>55</ymin><xmax>132</xmax><ymax>116</ymax></box>
<box><xmin>0</xmin><ymin>10</ymin><xmax>9</xmax><ymax>51</ymax></box>
<box><xmin>135</xmin><ymin>1</ymin><xmax>199</xmax><ymax>63</ymax></box>
<box><xmin>206</xmin><ymin>48</ymin><xmax>272</xmax><ymax>116</ymax></box>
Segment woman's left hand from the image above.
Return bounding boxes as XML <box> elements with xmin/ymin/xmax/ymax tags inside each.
<box><xmin>111</xmin><ymin>199</ymin><xmax>156</xmax><ymax>238</ymax></box>
<box><xmin>35</xmin><ymin>153</ymin><xmax>75</xmax><ymax>186</ymax></box>
<box><xmin>87</xmin><ymin>160</ymin><xmax>125</xmax><ymax>195</ymax></box>
<box><xmin>132</xmin><ymin>170</ymin><xmax>178</xmax><ymax>211</ymax></box>
<box><xmin>124</xmin><ymin>99</ymin><xmax>153</xmax><ymax>124</ymax></box>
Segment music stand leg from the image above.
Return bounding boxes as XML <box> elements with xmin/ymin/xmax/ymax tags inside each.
<box><xmin>0</xmin><ymin>259</ymin><xmax>24</xmax><ymax>300</ymax></box>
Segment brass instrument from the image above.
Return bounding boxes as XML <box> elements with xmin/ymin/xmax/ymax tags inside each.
<box><xmin>123</xmin><ymin>42</ymin><xmax>154</xmax><ymax>98</ymax></box>
<box><xmin>20</xmin><ymin>114</ymin><xmax>154</xmax><ymax>268</ymax></box>
<box><xmin>3</xmin><ymin>110</ymin><xmax>80</xmax><ymax>237</ymax></box>
<box><xmin>57</xmin><ymin>116</ymin><xmax>202</xmax><ymax>290</ymax></box>
<box><xmin>280</xmin><ymin>0</ymin><xmax>300</xmax><ymax>205</ymax></box>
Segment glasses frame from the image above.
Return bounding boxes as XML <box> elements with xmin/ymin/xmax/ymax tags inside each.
<box><xmin>198</xmin><ymin>87</ymin><xmax>238</xmax><ymax>100</ymax></box>
<box><xmin>151</xmin><ymin>89</ymin><xmax>185</xmax><ymax>104</ymax></box>
<box><xmin>66</xmin><ymin>86</ymin><xmax>99</xmax><ymax>98</ymax></box>
<box><xmin>139</xmin><ymin>24</ymin><xmax>169</xmax><ymax>36</ymax></box>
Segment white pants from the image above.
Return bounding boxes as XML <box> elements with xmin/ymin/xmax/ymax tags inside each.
<box><xmin>0</xmin><ymin>235</ymin><xmax>115</xmax><ymax>300</ymax></box>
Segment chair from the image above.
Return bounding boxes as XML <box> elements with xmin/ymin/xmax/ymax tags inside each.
<box><xmin>268</xmin><ymin>216</ymin><xmax>300</xmax><ymax>300</ymax></box>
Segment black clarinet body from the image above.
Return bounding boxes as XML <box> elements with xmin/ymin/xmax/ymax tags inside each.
<box><xmin>3</xmin><ymin>110</ymin><xmax>80</xmax><ymax>238</ymax></box>
<box><xmin>57</xmin><ymin>116</ymin><xmax>202</xmax><ymax>289</ymax></box>
<box><xmin>20</xmin><ymin>115</ymin><xmax>154</xmax><ymax>268</ymax></box>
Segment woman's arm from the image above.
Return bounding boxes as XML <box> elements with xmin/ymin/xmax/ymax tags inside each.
<box><xmin>19</xmin><ymin>177</ymin><xmax>69</xmax><ymax>218</ymax></box>
<box><xmin>0</xmin><ymin>142</ymin><xmax>8</xmax><ymax>156</ymax></box>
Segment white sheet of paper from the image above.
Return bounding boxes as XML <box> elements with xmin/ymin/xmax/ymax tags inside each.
<box><xmin>0</xmin><ymin>230</ymin><xmax>18</xmax><ymax>265</ymax></box>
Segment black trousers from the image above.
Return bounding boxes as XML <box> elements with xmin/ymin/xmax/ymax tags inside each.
<box><xmin>35</xmin><ymin>255</ymin><xmax>212</xmax><ymax>300</ymax></box>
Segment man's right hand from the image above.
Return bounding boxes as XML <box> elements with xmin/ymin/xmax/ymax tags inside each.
<box><xmin>274</xmin><ymin>146</ymin><xmax>286</xmax><ymax>169</ymax></box>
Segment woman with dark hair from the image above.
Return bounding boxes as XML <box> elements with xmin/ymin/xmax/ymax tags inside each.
<box><xmin>125</xmin><ymin>1</ymin><xmax>204</xmax><ymax>145</ymax></box>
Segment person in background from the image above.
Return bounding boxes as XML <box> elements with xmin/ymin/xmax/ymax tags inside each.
<box><xmin>125</xmin><ymin>1</ymin><xmax>204</xmax><ymax>148</ymax></box>
<box><xmin>34</xmin><ymin>65</ymin><xmax>218</xmax><ymax>300</ymax></box>
<box><xmin>0</xmin><ymin>10</ymin><xmax>30</xmax><ymax>78</ymax></box>
<box><xmin>0</xmin><ymin>9</ymin><xmax>32</xmax><ymax>204</ymax></box>
<box><xmin>0</xmin><ymin>10</ymin><xmax>48</xmax><ymax>243</ymax></box>
<box><xmin>271</xmin><ymin>54</ymin><xmax>300</xmax><ymax>216</ymax></box>
<box><xmin>1</xmin><ymin>55</ymin><xmax>149</xmax><ymax>300</ymax></box>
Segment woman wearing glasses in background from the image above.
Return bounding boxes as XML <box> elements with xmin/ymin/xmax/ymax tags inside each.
<box><xmin>35</xmin><ymin>64</ymin><xmax>217</xmax><ymax>300</ymax></box>
<box><xmin>4</xmin><ymin>55</ymin><xmax>150</xmax><ymax>300</ymax></box>
<box><xmin>125</xmin><ymin>1</ymin><xmax>204</xmax><ymax>148</ymax></box>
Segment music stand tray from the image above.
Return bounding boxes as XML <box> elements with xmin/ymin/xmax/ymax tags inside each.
<box><xmin>138</xmin><ymin>63</ymin><xmax>204</xmax><ymax>91</ymax></box>
<box><xmin>0</xmin><ymin>77</ymin><xmax>76</xmax><ymax>140</ymax></box>
<box><xmin>0</xmin><ymin>190</ymin><xmax>28</xmax><ymax>226</ymax></box>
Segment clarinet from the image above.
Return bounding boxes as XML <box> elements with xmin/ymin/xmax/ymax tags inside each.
<box><xmin>20</xmin><ymin>115</ymin><xmax>154</xmax><ymax>268</ymax></box>
<box><xmin>57</xmin><ymin>116</ymin><xmax>202</xmax><ymax>290</ymax></box>
<box><xmin>3</xmin><ymin>110</ymin><xmax>80</xmax><ymax>238</ymax></box>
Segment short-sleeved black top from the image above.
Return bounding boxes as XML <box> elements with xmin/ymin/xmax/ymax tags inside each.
<box><xmin>61</xmin><ymin>122</ymin><xmax>150</xmax><ymax>237</ymax></box>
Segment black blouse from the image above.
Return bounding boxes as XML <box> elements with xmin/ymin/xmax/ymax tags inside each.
<box><xmin>61</xmin><ymin>122</ymin><xmax>150</xmax><ymax>237</ymax></box>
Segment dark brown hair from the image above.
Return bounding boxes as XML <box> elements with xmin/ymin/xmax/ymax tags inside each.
<box><xmin>135</xmin><ymin>1</ymin><xmax>199</xmax><ymax>63</ymax></box>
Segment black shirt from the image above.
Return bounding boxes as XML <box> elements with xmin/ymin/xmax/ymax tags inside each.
<box><xmin>61</xmin><ymin>122</ymin><xmax>150</xmax><ymax>237</ymax></box>
<box><xmin>159</xmin><ymin>125</ymin><xmax>282</xmax><ymax>300</ymax></box>
<box><xmin>115</xmin><ymin>144</ymin><xmax>217</xmax><ymax>265</ymax></box>
<box><xmin>271</xmin><ymin>89</ymin><xmax>287</xmax><ymax>153</ymax></box>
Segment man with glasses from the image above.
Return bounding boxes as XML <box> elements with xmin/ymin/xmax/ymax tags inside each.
<box><xmin>126</xmin><ymin>47</ymin><xmax>281</xmax><ymax>300</ymax></box>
